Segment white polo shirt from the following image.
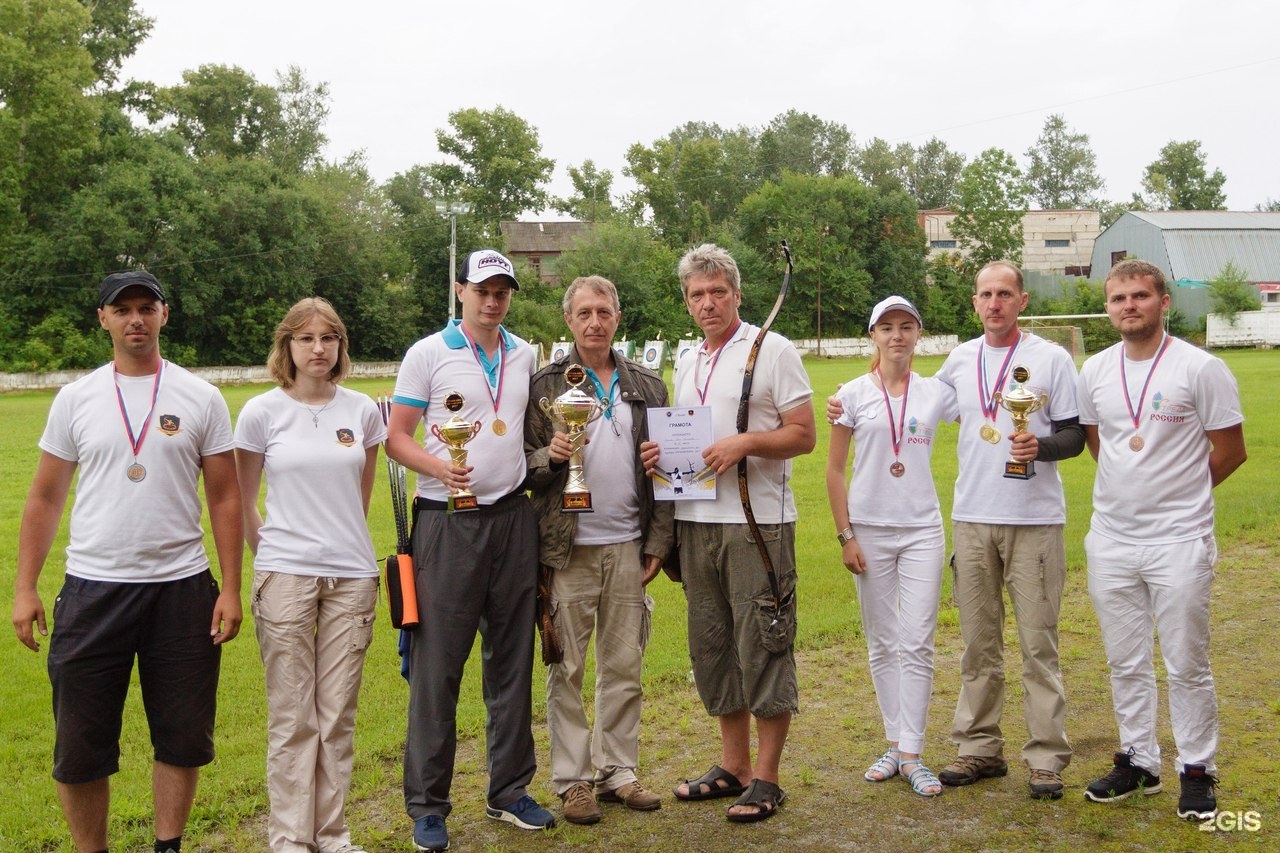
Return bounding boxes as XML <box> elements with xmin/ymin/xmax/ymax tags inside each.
<box><xmin>672</xmin><ymin>321</ymin><xmax>812</xmax><ymax>524</ymax></box>
<box><xmin>1078</xmin><ymin>336</ymin><xmax>1243</xmax><ymax>545</ymax></box>
<box><xmin>393</xmin><ymin>320</ymin><xmax>535</xmax><ymax>503</ymax></box>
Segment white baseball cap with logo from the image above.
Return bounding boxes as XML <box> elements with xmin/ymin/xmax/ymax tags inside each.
<box><xmin>458</xmin><ymin>249</ymin><xmax>519</xmax><ymax>289</ymax></box>
<box><xmin>867</xmin><ymin>295</ymin><xmax>922</xmax><ymax>330</ymax></box>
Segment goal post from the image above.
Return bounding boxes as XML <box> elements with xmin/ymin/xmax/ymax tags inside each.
<box><xmin>1021</xmin><ymin>314</ymin><xmax>1108</xmax><ymax>364</ymax></box>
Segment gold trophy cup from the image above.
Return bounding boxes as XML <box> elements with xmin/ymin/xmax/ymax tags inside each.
<box><xmin>993</xmin><ymin>365</ymin><xmax>1048</xmax><ymax>480</ymax></box>
<box><xmin>539</xmin><ymin>364</ymin><xmax>611</xmax><ymax>512</ymax></box>
<box><xmin>430</xmin><ymin>392</ymin><xmax>482</xmax><ymax>512</ymax></box>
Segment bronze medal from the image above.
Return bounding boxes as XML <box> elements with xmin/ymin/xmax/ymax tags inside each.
<box><xmin>1129</xmin><ymin>434</ymin><xmax>1145</xmax><ymax>452</ymax></box>
<box><xmin>980</xmin><ymin>423</ymin><xmax>1001</xmax><ymax>444</ymax></box>
<box><xmin>889</xmin><ymin>461</ymin><xmax>905</xmax><ymax>478</ymax></box>
<box><xmin>492</xmin><ymin>418</ymin><xmax>507</xmax><ymax>436</ymax></box>
<box><xmin>127</xmin><ymin>463</ymin><xmax>146</xmax><ymax>483</ymax></box>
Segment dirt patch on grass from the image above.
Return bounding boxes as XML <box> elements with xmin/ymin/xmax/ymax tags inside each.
<box><xmin>201</xmin><ymin>541</ymin><xmax>1279</xmax><ymax>851</ymax></box>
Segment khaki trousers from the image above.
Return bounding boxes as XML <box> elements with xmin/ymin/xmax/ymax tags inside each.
<box><xmin>546</xmin><ymin>540</ymin><xmax>653</xmax><ymax>794</ymax></box>
<box><xmin>253</xmin><ymin>572</ymin><xmax>377</xmax><ymax>853</ymax></box>
<box><xmin>949</xmin><ymin>522</ymin><xmax>1071</xmax><ymax>772</ymax></box>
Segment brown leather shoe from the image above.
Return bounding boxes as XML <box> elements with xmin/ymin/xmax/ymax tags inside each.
<box><xmin>938</xmin><ymin>754</ymin><xmax>1009</xmax><ymax>787</ymax></box>
<box><xmin>598</xmin><ymin>780</ymin><xmax>661</xmax><ymax>811</ymax></box>
<box><xmin>560</xmin><ymin>782</ymin><xmax>602</xmax><ymax>825</ymax></box>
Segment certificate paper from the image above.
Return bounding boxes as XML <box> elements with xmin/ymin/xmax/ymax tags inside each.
<box><xmin>647</xmin><ymin>406</ymin><xmax>716</xmax><ymax>501</ymax></box>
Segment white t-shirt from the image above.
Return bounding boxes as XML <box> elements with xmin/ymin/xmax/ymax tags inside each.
<box><xmin>672</xmin><ymin>322</ymin><xmax>813</xmax><ymax>524</ymax></box>
<box><xmin>234</xmin><ymin>386</ymin><xmax>385</xmax><ymax>577</ymax></box>
<box><xmin>575</xmin><ymin>380</ymin><xmax>642</xmax><ymax>545</ymax></box>
<box><xmin>935</xmin><ymin>332</ymin><xmax>1080</xmax><ymax>525</ymax></box>
<box><xmin>1078</xmin><ymin>336</ymin><xmax>1243</xmax><ymax>545</ymax></box>
<box><xmin>393</xmin><ymin>320</ymin><xmax>535</xmax><ymax>503</ymax></box>
<box><xmin>39</xmin><ymin>361</ymin><xmax>234</xmax><ymax>583</ymax></box>
<box><xmin>835</xmin><ymin>373</ymin><xmax>958</xmax><ymax>527</ymax></box>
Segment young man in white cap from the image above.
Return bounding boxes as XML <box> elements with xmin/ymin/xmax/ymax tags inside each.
<box><xmin>14</xmin><ymin>271</ymin><xmax>243</xmax><ymax>853</ymax></box>
<box><xmin>386</xmin><ymin>249</ymin><xmax>554</xmax><ymax>851</ymax></box>
<box><xmin>1078</xmin><ymin>259</ymin><xmax>1245</xmax><ymax>820</ymax></box>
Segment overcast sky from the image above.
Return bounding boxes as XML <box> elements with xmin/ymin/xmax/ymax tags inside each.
<box><xmin>123</xmin><ymin>0</ymin><xmax>1280</xmax><ymax>215</ymax></box>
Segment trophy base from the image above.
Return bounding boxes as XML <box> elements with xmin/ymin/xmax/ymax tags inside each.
<box><xmin>1003</xmin><ymin>460</ymin><xmax>1037</xmax><ymax>480</ymax></box>
<box><xmin>448</xmin><ymin>493</ymin><xmax>479</xmax><ymax>513</ymax></box>
<box><xmin>561</xmin><ymin>492</ymin><xmax>594</xmax><ymax>513</ymax></box>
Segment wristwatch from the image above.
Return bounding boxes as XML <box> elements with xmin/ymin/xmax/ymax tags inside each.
<box><xmin>837</xmin><ymin>527</ymin><xmax>856</xmax><ymax>545</ymax></box>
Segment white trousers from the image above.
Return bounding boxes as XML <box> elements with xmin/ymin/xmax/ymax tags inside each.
<box><xmin>1085</xmin><ymin>530</ymin><xmax>1219</xmax><ymax>775</ymax></box>
<box><xmin>253</xmin><ymin>571</ymin><xmax>378</xmax><ymax>853</ymax></box>
<box><xmin>853</xmin><ymin>523</ymin><xmax>945</xmax><ymax>755</ymax></box>
<box><xmin>545</xmin><ymin>540</ymin><xmax>654</xmax><ymax>794</ymax></box>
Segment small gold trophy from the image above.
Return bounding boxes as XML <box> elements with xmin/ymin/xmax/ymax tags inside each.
<box><xmin>430</xmin><ymin>392</ymin><xmax>482</xmax><ymax>512</ymax></box>
<box><xmin>539</xmin><ymin>364</ymin><xmax>611</xmax><ymax>512</ymax></box>
<box><xmin>994</xmin><ymin>366</ymin><xmax>1048</xmax><ymax>480</ymax></box>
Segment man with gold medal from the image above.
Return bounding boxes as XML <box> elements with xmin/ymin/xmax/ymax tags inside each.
<box><xmin>386</xmin><ymin>249</ymin><xmax>552</xmax><ymax>851</ymax></box>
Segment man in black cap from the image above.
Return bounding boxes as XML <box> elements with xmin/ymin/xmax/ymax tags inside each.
<box><xmin>13</xmin><ymin>271</ymin><xmax>243</xmax><ymax>853</ymax></box>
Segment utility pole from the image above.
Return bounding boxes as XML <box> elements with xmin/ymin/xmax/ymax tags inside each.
<box><xmin>434</xmin><ymin>201</ymin><xmax>473</xmax><ymax>321</ymax></box>
<box><xmin>817</xmin><ymin>226</ymin><xmax>829</xmax><ymax>356</ymax></box>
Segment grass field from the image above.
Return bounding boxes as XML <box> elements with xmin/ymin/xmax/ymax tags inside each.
<box><xmin>1</xmin><ymin>350</ymin><xmax>1277</xmax><ymax>851</ymax></box>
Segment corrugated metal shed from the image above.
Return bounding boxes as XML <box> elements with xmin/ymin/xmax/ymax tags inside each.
<box><xmin>1091</xmin><ymin>211</ymin><xmax>1280</xmax><ymax>324</ymax></box>
<box><xmin>499</xmin><ymin>221</ymin><xmax>593</xmax><ymax>254</ymax></box>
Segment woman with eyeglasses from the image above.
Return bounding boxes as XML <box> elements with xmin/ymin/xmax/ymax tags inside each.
<box><xmin>824</xmin><ymin>296</ymin><xmax>958</xmax><ymax>798</ymax></box>
<box><xmin>234</xmin><ymin>297</ymin><xmax>386</xmax><ymax>852</ymax></box>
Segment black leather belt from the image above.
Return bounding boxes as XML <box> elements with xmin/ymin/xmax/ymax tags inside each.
<box><xmin>413</xmin><ymin>490</ymin><xmax>526</xmax><ymax>514</ymax></box>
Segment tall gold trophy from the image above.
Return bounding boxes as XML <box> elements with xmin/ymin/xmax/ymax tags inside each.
<box><xmin>994</xmin><ymin>365</ymin><xmax>1047</xmax><ymax>480</ymax></box>
<box><xmin>539</xmin><ymin>364</ymin><xmax>611</xmax><ymax>513</ymax></box>
<box><xmin>430</xmin><ymin>392</ymin><xmax>482</xmax><ymax>512</ymax></box>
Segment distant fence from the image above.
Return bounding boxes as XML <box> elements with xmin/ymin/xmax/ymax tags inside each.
<box><xmin>0</xmin><ymin>361</ymin><xmax>402</xmax><ymax>393</ymax></box>
<box><xmin>1205</xmin><ymin>310</ymin><xmax>1280</xmax><ymax>348</ymax></box>
<box><xmin>792</xmin><ymin>334</ymin><xmax>959</xmax><ymax>358</ymax></box>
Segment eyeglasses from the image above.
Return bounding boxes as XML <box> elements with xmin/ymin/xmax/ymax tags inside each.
<box><xmin>292</xmin><ymin>334</ymin><xmax>342</xmax><ymax>348</ymax></box>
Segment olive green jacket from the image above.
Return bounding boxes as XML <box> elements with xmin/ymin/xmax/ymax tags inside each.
<box><xmin>524</xmin><ymin>346</ymin><xmax>675</xmax><ymax>575</ymax></box>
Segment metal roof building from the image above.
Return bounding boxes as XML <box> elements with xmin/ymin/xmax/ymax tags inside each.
<box><xmin>1090</xmin><ymin>211</ymin><xmax>1280</xmax><ymax>323</ymax></box>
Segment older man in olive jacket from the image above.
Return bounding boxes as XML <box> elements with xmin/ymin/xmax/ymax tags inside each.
<box><xmin>524</xmin><ymin>275</ymin><xmax>674</xmax><ymax>826</ymax></box>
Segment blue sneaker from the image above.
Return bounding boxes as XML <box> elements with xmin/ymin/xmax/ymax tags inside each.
<box><xmin>485</xmin><ymin>794</ymin><xmax>557</xmax><ymax>830</ymax></box>
<box><xmin>412</xmin><ymin>815</ymin><xmax>448</xmax><ymax>851</ymax></box>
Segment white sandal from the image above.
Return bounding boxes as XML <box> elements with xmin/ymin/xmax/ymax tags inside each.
<box><xmin>864</xmin><ymin>749</ymin><xmax>901</xmax><ymax>782</ymax></box>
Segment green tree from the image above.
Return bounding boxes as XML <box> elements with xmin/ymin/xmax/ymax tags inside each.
<box><xmin>756</xmin><ymin>110</ymin><xmax>853</xmax><ymax>182</ymax></box>
<box><xmin>80</xmin><ymin>0</ymin><xmax>153</xmax><ymax>88</ymax></box>
<box><xmin>551</xmin><ymin>160</ymin><xmax>616</xmax><ymax>221</ymax></box>
<box><xmin>426</xmin><ymin>106</ymin><xmax>554</xmax><ymax>230</ymax></box>
<box><xmin>853</xmin><ymin>137</ymin><xmax>911</xmax><ymax>196</ymax></box>
<box><xmin>1024</xmin><ymin>114</ymin><xmax>1104</xmax><ymax>209</ymax></box>
<box><xmin>949</xmin><ymin>147</ymin><xmax>1029</xmax><ymax>267</ymax></box>
<box><xmin>554</xmin><ymin>220</ymin><xmax>684</xmax><ymax>339</ymax></box>
<box><xmin>623</xmin><ymin>121</ymin><xmax>759</xmax><ymax>246</ymax></box>
<box><xmin>1255</xmin><ymin>198</ymin><xmax>1280</xmax><ymax>212</ymax></box>
<box><xmin>1207</xmin><ymin>261</ymin><xmax>1257</xmax><ymax>325</ymax></box>
<box><xmin>921</xmin><ymin>254</ymin><xmax>981</xmax><ymax>339</ymax></box>
<box><xmin>907</xmin><ymin>137</ymin><xmax>966</xmax><ymax>210</ymax></box>
<box><xmin>149</xmin><ymin>64</ymin><xmax>283</xmax><ymax>159</ymax></box>
<box><xmin>735</xmin><ymin>173</ymin><xmax>927</xmax><ymax>339</ymax></box>
<box><xmin>266</xmin><ymin>66</ymin><xmax>329</xmax><ymax>172</ymax></box>
<box><xmin>1140</xmin><ymin>140</ymin><xmax>1226</xmax><ymax>210</ymax></box>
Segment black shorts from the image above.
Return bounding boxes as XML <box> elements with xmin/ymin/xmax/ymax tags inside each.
<box><xmin>46</xmin><ymin>571</ymin><xmax>222</xmax><ymax>783</ymax></box>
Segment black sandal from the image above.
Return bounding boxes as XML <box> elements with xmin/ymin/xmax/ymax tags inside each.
<box><xmin>674</xmin><ymin>764</ymin><xmax>747</xmax><ymax>801</ymax></box>
<box><xmin>727</xmin><ymin>778</ymin><xmax>786</xmax><ymax>823</ymax></box>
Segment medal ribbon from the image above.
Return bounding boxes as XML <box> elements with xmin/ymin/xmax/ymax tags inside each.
<box><xmin>977</xmin><ymin>333</ymin><xmax>1022</xmax><ymax>421</ymax></box>
<box><xmin>876</xmin><ymin>367</ymin><xmax>910</xmax><ymax>462</ymax></box>
<box><xmin>458</xmin><ymin>323</ymin><xmax>506</xmax><ymax>420</ymax></box>
<box><xmin>583</xmin><ymin>367</ymin><xmax>619</xmax><ymax>420</ymax></box>
<box><xmin>1120</xmin><ymin>334</ymin><xmax>1171</xmax><ymax>430</ymax></box>
<box><xmin>695</xmin><ymin>320</ymin><xmax>742</xmax><ymax>404</ymax></box>
<box><xmin>113</xmin><ymin>359</ymin><xmax>165</xmax><ymax>461</ymax></box>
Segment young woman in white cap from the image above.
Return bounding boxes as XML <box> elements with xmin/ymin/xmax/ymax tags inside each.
<box><xmin>234</xmin><ymin>297</ymin><xmax>386</xmax><ymax>852</ymax></box>
<box><xmin>824</xmin><ymin>295</ymin><xmax>958</xmax><ymax>797</ymax></box>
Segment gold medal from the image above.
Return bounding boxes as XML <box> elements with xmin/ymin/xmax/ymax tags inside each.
<box><xmin>492</xmin><ymin>418</ymin><xmax>507</xmax><ymax>436</ymax></box>
<box><xmin>889</xmin><ymin>461</ymin><xmax>905</xmax><ymax>478</ymax></box>
<box><xmin>980</xmin><ymin>423</ymin><xmax>1001</xmax><ymax>444</ymax></box>
<box><xmin>1129</xmin><ymin>434</ymin><xmax>1145</xmax><ymax>452</ymax></box>
<box><xmin>127</xmin><ymin>463</ymin><xmax>146</xmax><ymax>482</ymax></box>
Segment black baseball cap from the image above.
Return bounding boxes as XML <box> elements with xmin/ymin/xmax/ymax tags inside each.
<box><xmin>98</xmin><ymin>271</ymin><xmax>166</xmax><ymax>307</ymax></box>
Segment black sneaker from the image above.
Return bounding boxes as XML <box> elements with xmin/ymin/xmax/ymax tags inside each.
<box><xmin>1177</xmin><ymin>764</ymin><xmax>1218</xmax><ymax>820</ymax></box>
<box><xmin>1084</xmin><ymin>750</ymin><xmax>1162</xmax><ymax>802</ymax></box>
